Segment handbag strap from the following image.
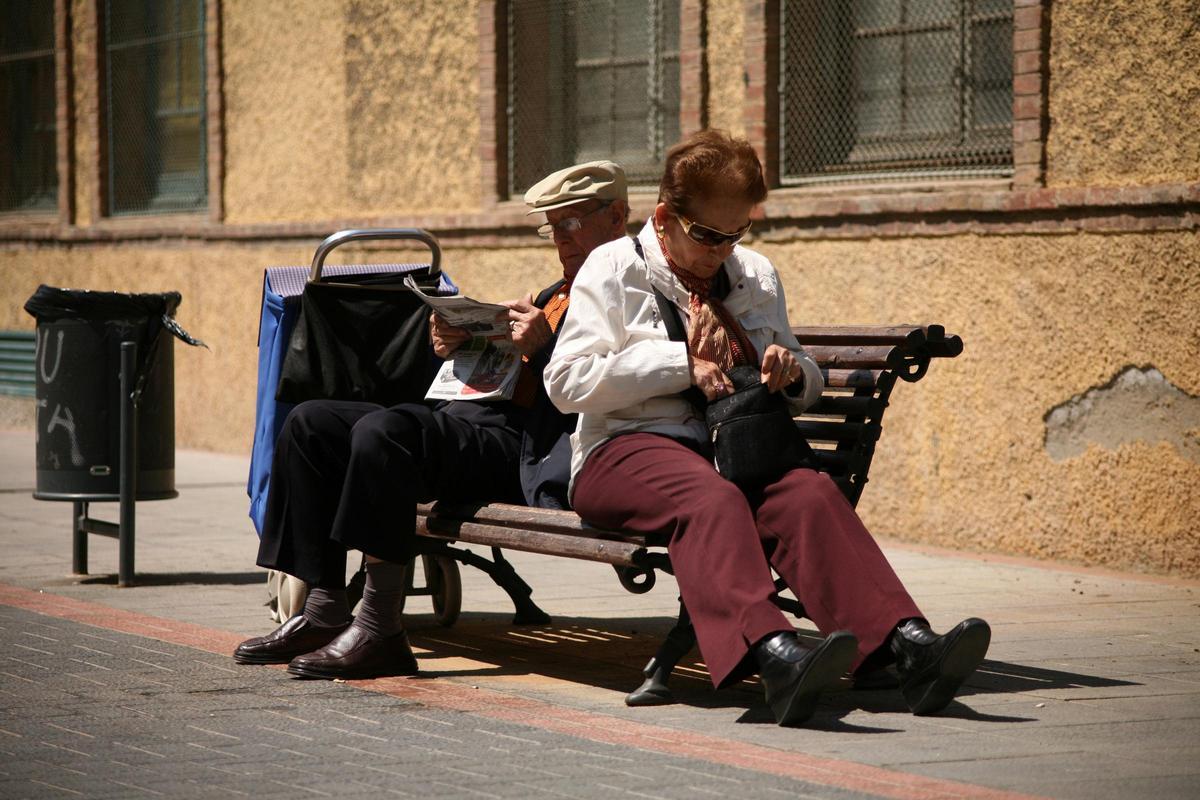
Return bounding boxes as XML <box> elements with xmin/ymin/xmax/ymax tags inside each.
<box><xmin>631</xmin><ymin>236</ymin><xmax>707</xmax><ymax>411</ymax></box>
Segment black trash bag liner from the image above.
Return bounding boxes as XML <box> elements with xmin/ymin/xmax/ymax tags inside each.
<box><xmin>275</xmin><ymin>270</ymin><xmax>440</xmax><ymax>406</ymax></box>
<box><xmin>24</xmin><ymin>285</ymin><xmax>206</xmax><ymax>399</ymax></box>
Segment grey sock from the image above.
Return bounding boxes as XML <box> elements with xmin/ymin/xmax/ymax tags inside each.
<box><xmin>301</xmin><ymin>586</ymin><xmax>352</xmax><ymax>628</ymax></box>
<box><xmin>351</xmin><ymin>560</ymin><xmax>407</xmax><ymax>639</ymax></box>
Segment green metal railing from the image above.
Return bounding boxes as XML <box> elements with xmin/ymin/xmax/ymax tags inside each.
<box><xmin>0</xmin><ymin>331</ymin><xmax>36</xmax><ymax>398</ymax></box>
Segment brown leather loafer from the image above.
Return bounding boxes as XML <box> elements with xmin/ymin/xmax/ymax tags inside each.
<box><xmin>286</xmin><ymin>625</ymin><xmax>418</xmax><ymax>680</ymax></box>
<box><xmin>232</xmin><ymin>615</ymin><xmax>349</xmax><ymax>665</ymax></box>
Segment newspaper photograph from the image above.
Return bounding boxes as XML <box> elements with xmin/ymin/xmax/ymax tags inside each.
<box><xmin>404</xmin><ymin>274</ymin><xmax>510</xmax><ymax>341</ymax></box>
<box><xmin>425</xmin><ymin>337</ymin><xmax>522</xmax><ymax>402</ymax></box>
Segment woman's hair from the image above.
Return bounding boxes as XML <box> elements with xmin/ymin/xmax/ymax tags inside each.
<box><xmin>658</xmin><ymin>129</ymin><xmax>767</xmax><ymax>217</ymax></box>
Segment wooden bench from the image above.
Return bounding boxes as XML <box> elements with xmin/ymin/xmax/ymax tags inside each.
<box><xmin>404</xmin><ymin>324</ymin><xmax>963</xmax><ymax>705</ymax></box>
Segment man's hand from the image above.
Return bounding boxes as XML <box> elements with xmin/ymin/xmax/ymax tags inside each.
<box><xmin>430</xmin><ymin>313</ymin><xmax>471</xmax><ymax>359</ymax></box>
<box><xmin>691</xmin><ymin>356</ymin><xmax>732</xmax><ymax>401</ymax></box>
<box><xmin>760</xmin><ymin>344</ymin><xmax>801</xmax><ymax>393</ymax></box>
<box><xmin>499</xmin><ymin>294</ymin><xmax>553</xmax><ymax>358</ymax></box>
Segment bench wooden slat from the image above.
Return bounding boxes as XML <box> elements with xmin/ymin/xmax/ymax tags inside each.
<box><xmin>419</xmin><ymin>501</ymin><xmax>655</xmax><ymax>546</ymax></box>
<box><xmin>807</xmin><ymin>394</ymin><xmax>882</xmax><ymax>417</ymax></box>
<box><xmin>792</xmin><ymin>325</ymin><xmax>925</xmax><ymax>346</ymax></box>
<box><xmin>805</xmin><ymin>344</ymin><xmax>900</xmax><ymax>371</ymax></box>
<box><xmin>808</xmin><ymin>449</ymin><xmax>852</xmax><ymax>473</ymax></box>
<box><xmin>792</xmin><ymin>324</ymin><xmax>962</xmax><ymax>360</ymax></box>
<box><xmin>419</xmin><ymin>502</ymin><xmax>591</xmax><ymax>536</ymax></box>
<box><xmin>417</xmin><ymin>515</ymin><xmax>649</xmax><ymax>566</ymax></box>
<box><xmin>822</xmin><ymin>368</ymin><xmax>883</xmax><ymax>389</ymax></box>
<box><xmin>795</xmin><ymin>419</ymin><xmax>875</xmax><ymax>444</ymax></box>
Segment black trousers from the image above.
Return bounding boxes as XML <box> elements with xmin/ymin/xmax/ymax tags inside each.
<box><xmin>256</xmin><ymin>399</ymin><xmax>523</xmax><ymax>588</ymax></box>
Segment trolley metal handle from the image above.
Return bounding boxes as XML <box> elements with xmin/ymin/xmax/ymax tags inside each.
<box><xmin>309</xmin><ymin>228</ymin><xmax>442</xmax><ymax>283</ymax></box>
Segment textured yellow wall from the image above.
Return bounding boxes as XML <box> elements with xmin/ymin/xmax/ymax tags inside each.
<box><xmin>1047</xmin><ymin>0</ymin><xmax>1200</xmax><ymax>186</ymax></box>
<box><xmin>222</xmin><ymin>0</ymin><xmax>481</xmax><ymax>222</ymax></box>
<box><xmin>706</xmin><ymin>0</ymin><xmax>746</xmax><ymax>137</ymax></box>
<box><xmin>5</xmin><ymin>230</ymin><xmax>1196</xmax><ymax>575</ymax></box>
<box><xmin>756</xmin><ymin>230</ymin><xmax>1200</xmax><ymax>577</ymax></box>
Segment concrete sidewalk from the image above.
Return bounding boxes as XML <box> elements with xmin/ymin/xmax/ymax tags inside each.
<box><xmin>0</xmin><ymin>430</ymin><xmax>1197</xmax><ymax>800</ymax></box>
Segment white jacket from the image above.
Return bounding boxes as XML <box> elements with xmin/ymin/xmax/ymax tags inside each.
<box><xmin>544</xmin><ymin>219</ymin><xmax>823</xmax><ymax>498</ymax></box>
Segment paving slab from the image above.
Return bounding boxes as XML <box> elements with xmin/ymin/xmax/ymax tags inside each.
<box><xmin>1</xmin><ymin>430</ymin><xmax>1199</xmax><ymax>799</ymax></box>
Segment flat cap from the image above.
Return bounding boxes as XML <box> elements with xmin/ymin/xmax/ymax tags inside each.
<box><xmin>524</xmin><ymin>160</ymin><xmax>627</xmax><ymax>214</ymax></box>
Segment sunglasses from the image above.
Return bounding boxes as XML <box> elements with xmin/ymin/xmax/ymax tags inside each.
<box><xmin>677</xmin><ymin>213</ymin><xmax>752</xmax><ymax>248</ymax></box>
<box><xmin>537</xmin><ymin>202</ymin><xmax>612</xmax><ymax>239</ymax></box>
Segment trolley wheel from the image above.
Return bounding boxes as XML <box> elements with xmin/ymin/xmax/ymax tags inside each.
<box><xmin>421</xmin><ymin>553</ymin><xmax>462</xmax><ymax>627</ymax></box>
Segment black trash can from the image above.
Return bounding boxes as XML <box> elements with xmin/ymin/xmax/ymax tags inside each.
<box><xmin>24</xmin><ymin>286</ymin><xmax>187</xmax><ymax>500</ymax></box>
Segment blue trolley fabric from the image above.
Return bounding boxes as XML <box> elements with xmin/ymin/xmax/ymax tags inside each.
<box><xmin>247</xmin><ymin>263</ymin><xmax>457</xmax><ymax>536</ymax></box>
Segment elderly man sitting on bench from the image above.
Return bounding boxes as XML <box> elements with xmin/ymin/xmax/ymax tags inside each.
<box><xmin>233</xmin><ymin>161</ymin><xmax>630</xmax><ymax>679</ymax></box>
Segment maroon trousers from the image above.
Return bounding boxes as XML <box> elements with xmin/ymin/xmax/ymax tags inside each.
<box><xmin>573</xmin><ymin>433</ymin><xmax>923</xmax><ymax>687</ymax></box>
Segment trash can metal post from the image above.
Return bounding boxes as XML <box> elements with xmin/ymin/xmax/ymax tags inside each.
<box><xmin>73</xmin><ymin>500</ymin><xmax>88</xmax><ymax>575</ymax></box>
<box><xmin>118</xmin><ymin>341</ymin><xmax>137</xmax><ymax>587</ymax></box>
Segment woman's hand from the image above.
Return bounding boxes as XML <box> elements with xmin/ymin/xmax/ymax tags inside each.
<box><xmin>430</xmin><ymin>313</ymin><xmax>471</xmax><ymax>358</ymax></box>
<box><xmin>691</xmin><ymin>356</ymin><xmax>732</xmax><ymax>401</ymax></box>
<box><xmin>499</xmin><ymin>294</ymin><xmax>553</xmax><ymax>358</ymax></box>
<box><xmin>760</xmin><ymin>344</ymin><xmax>801</xmax><ymax>393</ymax></box>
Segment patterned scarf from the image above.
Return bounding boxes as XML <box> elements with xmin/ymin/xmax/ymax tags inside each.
<box><xmin>655</xmin><ymin>226</ymin><xmax>758</xmax><ymax>373</ymax></box>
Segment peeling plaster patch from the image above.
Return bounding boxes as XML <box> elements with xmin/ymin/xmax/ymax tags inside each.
<box><xmin>1045</xmin><ymin>367</ymin><xmax>1200</xmax><ymax>462</ymax></box>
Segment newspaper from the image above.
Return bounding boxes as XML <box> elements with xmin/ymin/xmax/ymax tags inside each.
<box><xmin>425</xmin><ymin>337</ymin><xmax>522</xmax><ymax>401</ymax></box>
<box><xmin>404</xmin><ymin>274</ymin><xmax>510</xmax><ymax>343</ymax></box>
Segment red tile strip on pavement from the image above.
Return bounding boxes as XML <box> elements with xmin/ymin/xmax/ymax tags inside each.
<box><xmin>0</xmin><ymin>583</ymin><xmax>1045</xmax><ymax>800</ymax></box>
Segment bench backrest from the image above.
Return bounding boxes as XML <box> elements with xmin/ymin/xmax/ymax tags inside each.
<box><xmin>416</xmin><ymin>324</ymin><xmax>964</xmax><ymax>565</ymax></box>
<box><xmin>791</xmin><ymin>325</ymin><xmax>962</xmax><ymax>508</ymax></box>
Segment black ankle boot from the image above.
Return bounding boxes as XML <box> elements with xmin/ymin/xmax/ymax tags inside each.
<box><xmin>890</xmin><ymin>618</ymin><xmax>991</xmax><ymax>715</ymax></box>
<box><xmin>754</xmin><ymin>630</ymin><xmax>857</xmax><ymax>727</ymax></box>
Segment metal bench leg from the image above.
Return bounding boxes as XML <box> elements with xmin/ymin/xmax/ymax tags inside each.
<box><xmin>626</xmin><ymin>602</ymin><xmax>696</xmax><ymax>706</ymax></box>
<box><xmin>770</xmin><ymin>575</ymin><xmax>806</xmax><ymax>618</ymax></box>
<box><xmin>441</xmin><ymin>546</ymin><xmax>550</xmax><ymax>625</ymax></box>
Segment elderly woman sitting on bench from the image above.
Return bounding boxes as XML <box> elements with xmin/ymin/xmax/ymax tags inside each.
<box><xmin>544</xmin><ymin>130</ymin><xmax>991</xmax><ymax>726</ymax></box>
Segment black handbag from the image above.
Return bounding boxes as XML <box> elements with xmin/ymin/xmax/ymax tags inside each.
<box><xmin>704</xmin><ymin>364</ymin><xmax>814</xmax><ymax>488</ymax></box>
<box><xmin>276</xmin><ymin>229</ymin><xmax>444</xmax><ymax>406</ymax></box>
<box><xmin>650</xmin><ymin>285</ymin><xmax>812</xmax><ymax>489</ymax></box>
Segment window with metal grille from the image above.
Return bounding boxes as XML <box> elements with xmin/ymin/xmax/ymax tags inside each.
<box><xmin>507</xmin><ymin>0</ymin><xmax>680</xmax><ymax>197</ymax></box>
<box><xmin>781</xmin><ymin>0</ymin><xmax>1013</xmax><ymax>186</ymax></box>
<box><xmin>104</xmin><ymin>0</ymin><xmax>207</xmax><ymax>214</ymax></box>
<box><xmin>0</xmin><ymin>0</ymin><xmax>57</xmax><ymax>213</ymax></box>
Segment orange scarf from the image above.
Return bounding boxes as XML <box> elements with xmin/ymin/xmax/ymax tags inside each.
<box><xmin>512</xmin><ymin>283</ymin><xmax>571</xmax><ymax>406</ymax></box>
<box><xmin>541</xmin><ymin>283</ymin><xmax>570</xmax><ymax>334</ymax></box>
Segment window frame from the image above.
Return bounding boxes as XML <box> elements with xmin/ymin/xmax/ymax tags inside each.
<box><xmin>745</xmin><ymin>0</ymin><xmax>1048</xmax><ymax>196</ymax></box>
<box><xmin>480</xmin><ymin>0</ymin><xmax>707</xmax><ymax>207</ymax></box>
<box><xmin>88</xmin><ymin>0</ymin><xmax>224</xmax><ymax>226</ymax></box>
<box><xmin>98</xmin><ymin>0</ymin><xmax>212</xmax><ymax>217</ymax></box>
<box><xmin>0</xmin><ymin>0</ymin><xmax>74</xmax><ymax>224</ymax></box>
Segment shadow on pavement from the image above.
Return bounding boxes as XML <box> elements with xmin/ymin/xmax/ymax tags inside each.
<box><xmin>69</xmin><ymin>570</ymin><xmax>267</xmax><ymax>587</ymax></box>
<box><xmin>405</xmin><ymin>611</ymin><xmax>1137</xmax><ymax>723</ymax></box>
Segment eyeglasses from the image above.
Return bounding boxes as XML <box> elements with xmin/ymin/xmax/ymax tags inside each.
<box><xmin>536</xmin><ymin>203</ymin><xmax>611</xmax><ymax>239</ymax></box>
<box><xmin>676</xmin><ymin>213</ymin><xmax>752</xmax><ymax>248</ymax></box>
